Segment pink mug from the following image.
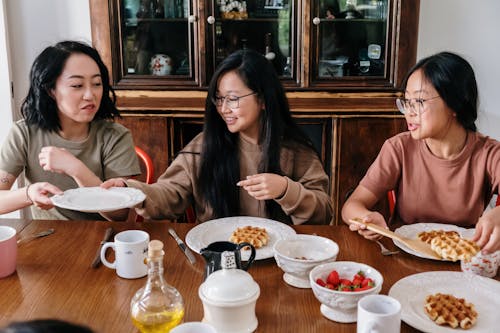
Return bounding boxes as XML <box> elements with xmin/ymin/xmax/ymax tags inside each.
<box><xmin>0</xmin><ymin>226</ymin><xmax>17</xmax><ymax>278</ymax></box>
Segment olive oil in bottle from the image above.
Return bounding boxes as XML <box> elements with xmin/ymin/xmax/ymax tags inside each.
<box><xmin>131</xmin><ymin>240</ymin><xmax>184</xmax><ymax>333</ymax></box>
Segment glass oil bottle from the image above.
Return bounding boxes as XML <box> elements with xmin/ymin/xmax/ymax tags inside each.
<box><xmin>131</xmin><ymin>240</ymin><xmax>184</xmax><ymax>333</ymax></box>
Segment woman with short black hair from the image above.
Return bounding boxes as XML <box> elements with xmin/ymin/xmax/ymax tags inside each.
<box><xmin>0</xmin><ymin>40</ymin><xmax>140</xmax><ymax>219</ymax></box>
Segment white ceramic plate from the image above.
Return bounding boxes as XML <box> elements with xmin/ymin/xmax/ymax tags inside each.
<box><xmin>393</xmin><ymin>223</ymin><xmax>475</xmax><ymax>260</ymax></box>
<box><xmin>185</xmin><ymin>216</ymin><xmax>296</xmax><ymax>261</ymax></box>
<box><xmin>51</xmin><ymin>187</ymin><xmax>146</xmax><ymax>212</ymax></box>
<box><xmin>389</xmin><ymin>271</ymin><xmax>499</xmax><ymax>333</ymax></box>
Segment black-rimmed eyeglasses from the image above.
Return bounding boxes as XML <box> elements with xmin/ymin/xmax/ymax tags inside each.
<box><xmin>211</xmin><ymin>92</ymin><xmax>257</xmax><ymax>109</ymax></box>
<box><xmin>396</xmin><ymin>96</ymin><xmax>440</xmax><ymax>115</ymax></box>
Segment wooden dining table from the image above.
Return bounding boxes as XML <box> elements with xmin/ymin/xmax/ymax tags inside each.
<box><xmin>0</xmin><ymin>218</ymin><xmax>496</xmax><ymax>333</ymax></box>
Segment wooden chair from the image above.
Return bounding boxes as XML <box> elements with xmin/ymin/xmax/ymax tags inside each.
<box><xmin>135</xmin><ymin>146</ymin><xmax>154</xmax><ymax>184</ymax></box>
<box><xmin>135</xmin><ymin>146</ymin><xmax>197</xmax><ymax>223</ymax></box>
<box><xmin>134</xmin><ymin>147</ymin><xmax>154</xmax><ymax>222</ymax></box>
<box><xmin>387</xmin><ymin>190</ymin><xmax>500</xmax><ymax>216</ymax></box>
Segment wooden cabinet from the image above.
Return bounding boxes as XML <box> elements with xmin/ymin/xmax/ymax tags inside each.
<box><xmin>90</xmin><ymin>0</ymin><xmax>419</xmax><ymax>223</ymax></box>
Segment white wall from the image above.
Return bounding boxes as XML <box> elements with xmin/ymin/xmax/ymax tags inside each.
<box><xmin>0</xmin><ymin>0</ymin><xmax>90</xmax><ymax>218</ymax></box>
<box><xmin>418</xmin><ymin>0</ymin><xmax>500</xmax><ymax>140</ymax></box>
<box><xmin>6</xmin><ymin>0</ymin><xmax>91</xmax><ymax>119</ymax></box>
<box><xmin>0</xmin><ymin>1</ymin><xmax>15</xmax><ymax>218</ymax></box>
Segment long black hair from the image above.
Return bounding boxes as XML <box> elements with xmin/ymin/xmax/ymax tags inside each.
<box><xmin>198</xmin><ymin>49</ymin><xmax>315</xmax><ymax>219</ymax></box>
<box><xmin>21</xmin><ymin>40</ymin><xmax>119</xmax><ymax>131</ymax></box>
<box><xmin>401</xmin><ymin>51</ymin><xmax>478</xmax><ymax>132</ymax></box>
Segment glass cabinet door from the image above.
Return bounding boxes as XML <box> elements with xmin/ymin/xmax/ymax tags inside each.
<box><xmin>117</xmin><ymin>0</ymin><xmax>197</xmax><ymax>87</ymax></box>
<box><xmin>207</xmin><ymin>1</ymin><xmax>298</xmax><ymax>85</ymax></box>
<box><xmin>311</xmin><ymin>0</ymin><xmax>390</xmax><ymax>88</ymax></box>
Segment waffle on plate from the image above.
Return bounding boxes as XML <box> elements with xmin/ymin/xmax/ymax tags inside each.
<box><xmin>424</xmin><ymin>293</ymin><xmax>478</xmax><ymax>329</ymax></box>
<box><xmin>418</xmin><ymin>230</ymin><xmax>460</xmax><ymax>245</ymax></box>
<box><xmin>230</xmin><ymin>226</ymin><xmax>269</xmax><ymax>249</ymax></box>
<box><xmin>417</xmin><ymin>229</ymin><xmax>479</xmax><ymax>261</ymax></box>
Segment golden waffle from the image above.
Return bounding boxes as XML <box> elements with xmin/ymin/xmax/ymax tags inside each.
<box><xmin>418</xmin><ymin>230</ymin><xmax>460</xmax><ymax>244</ymax></box>
<box><xmin>229</xmin><ymin>226</ymin><xmax>269</xmax><ymax>249</ymax></box>
<box><xmin>424</xmin><ymin>293</ymin><xmax>477</xmax><ymax>329</ymax></box>
<box><xmin>430</xmin><ymin>234</ymin><xmax>479</xmax><ymax>262</ymax></box>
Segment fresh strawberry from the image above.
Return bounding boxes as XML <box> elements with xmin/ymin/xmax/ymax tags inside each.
<box><xmin>353</xmin><ymin>271</ymin><xmax>365</xmax><ymax>280</ymax></box>
<box><xmin>339</xmin><ymin>286</ymin><xmax>351</xmax><ymax>292</ymax></box>
<box><xmin>325</xmin><ymin>283</ymin><xmax>335</xmax><ymax>290</ymax></box>
<box><xmin>352</xmin><ymin>277</ymin><xmax>363</xmax><ymax>287</ymax></box>
<box><xmin>353</xmin><ymin>285</ymin><xmax>371</xmax><ymax>291</ymax></box>
<box><xmin>361</xmin><ymin>277</ymin><xmax>375</xmax><ymax>288</ymax></box>
<box><xmin>339</xmin><ymin>278</ymin><xmax>352</xmax><ymax>286</ymax></box>
<box><xmin>326</xmin><ymin>270</ymin><xmax>340</xmax><ymax>286</ymax></box>
<box><xmin>316</xmin><ymin>278</ymin><xmax>326</xmax><ymax>287</ymax></box>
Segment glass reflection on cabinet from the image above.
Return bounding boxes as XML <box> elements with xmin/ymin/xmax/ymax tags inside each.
<box><xmin>316</xmin><ymin>0</ymin><xmax>388</xmax><ymax>79</ymax></box>
<box><xmin>213</xmin><ymin>0</ymin><xmax>294</xmax><ymax>78</ymax></box>
<box><xmin>122</xmin><ymin>0</ymin><xmax>190</xmax><ymax>76</ymax></box>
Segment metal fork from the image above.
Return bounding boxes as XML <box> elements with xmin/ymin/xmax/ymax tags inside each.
<box><xmin>375</xmin><ymin>240</ymin><xmax>399</xmax><ymax>256</ymax></box>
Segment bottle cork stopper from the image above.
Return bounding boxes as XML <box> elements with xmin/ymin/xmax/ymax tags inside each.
<box><xmin>148</xmin><ymin>240</ymin><xmax>164</xmax><ymax>258</ymax></box>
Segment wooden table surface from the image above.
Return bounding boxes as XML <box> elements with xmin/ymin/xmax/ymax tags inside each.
<box><xmin>0</xmin><ymin>219</ymin><xmax>496</xmax><ymax>333</ymax></box>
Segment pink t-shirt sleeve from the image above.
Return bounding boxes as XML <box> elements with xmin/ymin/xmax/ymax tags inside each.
<box><xmin>359</xmin><ymin>137</ymin><xmax>403</xmax><ymax>200</ymax></box>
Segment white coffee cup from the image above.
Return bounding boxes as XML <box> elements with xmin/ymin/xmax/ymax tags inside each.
<box><xmin>100</xmin><ymin>230</ymin><xmax>149</xmax><ymax>279</ymax></box>
<box><xmin>357</xmin><ymin>294</ymin><xmax>401</xmax><ymax>333</ymax></box>
<box><xmin>0</xmin><ymin>226</ymin><xmax>17</xmax><ymax>278</ymax></box>
<box><xmin>170</xmin><ymin>322</ymin><xmax>217</xmax><ymax>333</ymax></box>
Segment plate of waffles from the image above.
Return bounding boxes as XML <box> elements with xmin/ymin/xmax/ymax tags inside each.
<box><xmin>393</xmin><ymin>223</ymin><xmax>476</xmax><ymax>261</ymax></box>
<box><xmin>389</xmin><ymin>271</ymin><xmax>499</xmax><ymax>333</ymax></box>
<box><xmin>185</xmin><ymin>216</ymin><xmax>296</xmax><ymax>261</ymax></box>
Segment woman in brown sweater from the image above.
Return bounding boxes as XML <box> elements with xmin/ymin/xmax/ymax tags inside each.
<box><xmin>104</xmin><ymin>49</ymin><xmax>332</xmax><ymax>225</ymax></box>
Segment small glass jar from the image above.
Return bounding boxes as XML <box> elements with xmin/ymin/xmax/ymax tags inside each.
<box><xmin>461</xmin><ymin>251</ymin><xmax>499</xmax><ymax>278</ymax></box>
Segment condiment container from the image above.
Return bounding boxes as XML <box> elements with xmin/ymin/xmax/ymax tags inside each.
<box><xmin>461</xmin><ymin>250</ymin><xmax>499</xmax><ymax>278</ymax></box>
<box><xmin>198</xmin><ymin>251</ymin><xmax>260</xmax><ymax>333</ymax></box>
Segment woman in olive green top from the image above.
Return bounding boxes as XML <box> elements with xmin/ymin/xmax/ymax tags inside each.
<box><xmin>103</xmin><ymin>49</ymin><xmax>332</xmax><ymax>225</ymax></box>
<box><xmin>0</xmin><ymin>41</ymin><xmax>140</xmax><ymax>220</ymax></box>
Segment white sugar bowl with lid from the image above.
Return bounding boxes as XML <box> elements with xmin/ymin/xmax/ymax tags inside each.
<box><xmin>198</xmin><ymin>251</ymin><xmax>260</xmax><ymax>333</ymax></box>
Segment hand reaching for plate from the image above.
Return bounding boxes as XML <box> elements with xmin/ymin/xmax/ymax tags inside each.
<box><xmin>28</xmin><ymin>182</ymin><xmax>63</xmax><ymax>210</ymax></box>
<box><xmin>101</xmin><ymin>178</ymin><xmax>127</xmax><ymax>189</ymax></box>
<box><xmin>473</xmin><ymin>207</ymin><xmax>500</xmax><ymax>254</ymax></box>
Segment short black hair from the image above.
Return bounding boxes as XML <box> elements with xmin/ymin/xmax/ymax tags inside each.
<box><xmin>21</xmin><ymin>40</ymin><xmax>119</xmax><ymax>131</ymax></box>
<box><xmin>401</xmin><ymin>51</ymin><xmax>478</xmax><ymax>132</ymax></box>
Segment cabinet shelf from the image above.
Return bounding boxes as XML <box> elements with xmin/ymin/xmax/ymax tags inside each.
<box><xmin>126</xmin><ymin>18</ymin><xmax>188</xmax><ymax>27</ymax></box>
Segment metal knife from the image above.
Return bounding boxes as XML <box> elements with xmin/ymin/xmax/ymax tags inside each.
<box><xmin>168</xmin><ymin>227</ymin><xmax>196</xmax><ymax>265</ymax></box>
<box><xmin>91</xmin><ymin>227</ymin><xmax>114</xmax><ymax>268</ymax></box>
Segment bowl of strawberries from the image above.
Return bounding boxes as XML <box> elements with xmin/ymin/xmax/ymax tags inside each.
<box><xmin>309</xmin><ymin>261</ymin><xmax>383</xmax><ymax>323</ymax></box>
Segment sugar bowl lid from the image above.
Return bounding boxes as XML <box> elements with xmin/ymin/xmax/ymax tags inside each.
<box><xmin>199</xmin><ymin>251</ymin><xmax>260</xmax><ymax>303</ymax></box>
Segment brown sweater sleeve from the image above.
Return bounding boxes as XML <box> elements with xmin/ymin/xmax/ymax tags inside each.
<box><xmin>276</xmin><ymin>147</ymin><xmax>333</xmax><ymax>225</ymax></box>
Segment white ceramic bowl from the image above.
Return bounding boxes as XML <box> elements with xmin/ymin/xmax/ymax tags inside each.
<box><xmin>273</xmin><ymin>234</ymin><xmax>339</xmax><ymax>288</ymax></box>
<box><xmin>309</xmin><ymin>261</ymin><xmax>383</xmax><ymax>323</ymax></box>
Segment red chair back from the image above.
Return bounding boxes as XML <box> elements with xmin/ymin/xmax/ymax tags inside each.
<box><xmin>134</xmin><ymin>147</ymin><xmax>154</xmax><ymax>222</ymax></box>
<box><xmin>135</xmin><ymin>147</ymin><xmax>154</xmax><ymax>184</ymax></box>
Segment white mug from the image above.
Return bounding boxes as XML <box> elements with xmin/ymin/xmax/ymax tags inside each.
<box><xmin>357</xmin><ymin>294</ymin><xmax>401</xmax><ymax>333</ymax></box>
<box><xmin>0</xmin><ymin>226</ymin><xmax>17</xmax><ymax>278</ymax></box>
<box><xmin>100</xmin><ymin>230</ymin><xmax>149</xmax><ymax>279</ymax></box>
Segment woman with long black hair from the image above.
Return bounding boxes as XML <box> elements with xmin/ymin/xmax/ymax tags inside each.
<box><xmin>104</xmin><ymin>49</ymin><xmax>332</xmax><ymax>225</ymax></box>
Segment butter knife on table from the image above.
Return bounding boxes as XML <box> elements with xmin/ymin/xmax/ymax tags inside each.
<box><xmin>168</xmin><ymin>227</ymin><xmax>196</xmax><ymax>265</ymax></box>
<box><xmin>91</xmin><ymin>227</ymin><xmax>114</xmax><ymax>268</ymax></box>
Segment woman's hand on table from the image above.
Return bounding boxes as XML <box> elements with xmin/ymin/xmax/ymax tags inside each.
<box><xmin>348</xmin><ymin>212</ymin><xmax>387</xmax><ymax>240</ymax></box>
<box><xmin>473</xmin><ymin>207</ymin><xmax>500</xmax><ymax>254</ymax></box>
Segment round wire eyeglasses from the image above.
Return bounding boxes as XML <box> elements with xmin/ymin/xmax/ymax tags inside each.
<box><xmin>211</xmin><ymin>92</ymin><xmax>257</xmax><ymax>109</ymax></box>
<box><xmin>396</xmin><ymin>96</ymin><xmax>440</xmax><ymax>115</ymax></box>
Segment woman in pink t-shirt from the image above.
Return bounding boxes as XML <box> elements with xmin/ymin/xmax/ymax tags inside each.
<box><xmin>342</xmin><ymin>52</ymin><xmax>500</xmax><ymax>254</ymax></box>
